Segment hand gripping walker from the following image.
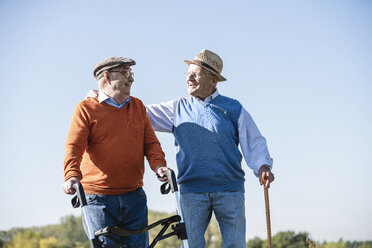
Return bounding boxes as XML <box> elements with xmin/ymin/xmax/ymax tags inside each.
<box><xmin>71</xmin><ymin>169</ymin><xmax>189</xmax><ymax>248</ymax></box>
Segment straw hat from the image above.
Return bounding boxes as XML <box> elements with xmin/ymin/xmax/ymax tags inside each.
<box><xmin>184</xmin><ymin>49</ymin><xmax>226</xmax><ymax>82</ymax></box>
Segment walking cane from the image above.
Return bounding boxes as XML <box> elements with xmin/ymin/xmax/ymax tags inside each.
<box><xmin>262</xmin><ymin>172</ymin><xmax>272</xmax><ymax>248</ymax></box>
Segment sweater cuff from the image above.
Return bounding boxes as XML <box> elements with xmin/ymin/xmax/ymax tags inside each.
<box><xmin>64</xmin><ymin>171</ymin><xmax>82</xmax><ymax>182</ymax></box>
<box><xmin>150</xmin><ymin>161</ymin><xmax>167</xmax><ymax>172</ymax></box>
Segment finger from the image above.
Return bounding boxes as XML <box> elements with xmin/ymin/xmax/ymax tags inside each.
<box><xmin>157</xmin><ymin>177</ymin><xmax>167</xmax><ymax>182</ymax></box>
<box><xmin>63</xmin><ymin>184</ymin><xmax>69</xmax><ymax>194</ymax></box>
<box><xmin>68</xmin><ymin>187</ymin><xmax>76</xmax><ymax>194</ymax></box>
<box><xmin>265</xmin><ymin>177</ymin><xmax>270</xmax><ymax>187</ymax></box>
<box><xmin>67</xmin><ymin>182</ymin><xmax>76</xmax><ymax>194</ymax></box>
<box><xmin>260</xmin><ymin>174</ymin><xmax>264</xmax><ymax>185</ymax></box>
<box><xmin>261</xmin><ymin>171</ymin><xmax>268</xmax><ymax>185</ymax></box>
<box><xmin>66</xmin><ymin>183</ymin><xmax>73</xmax><ymax>192</ymax></box>
<box><xmin>267</xmin><ymin>172</ymin><xmax>274</xmax><ymax>184</ymax></box>
<box><xmin>64</xmin><ymin>187</ymin><xmax>73</xmax><ymax>195</ymax></box>
<box><xmin>262</xmin><ymin>172</ymin><xmax>270</xmax><ymax>187</ymax></box>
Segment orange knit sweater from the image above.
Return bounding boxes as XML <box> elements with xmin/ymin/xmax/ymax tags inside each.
<box><xmin>64</xmin><ymin>97</ymin><xmax>166</xmax><ymax>195</ymax></box>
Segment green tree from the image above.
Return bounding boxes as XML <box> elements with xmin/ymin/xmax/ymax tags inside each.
<box><xmin>323</xmin><ymin>239</ymin><xmax>348</xmax><ymax>248</ymax></box>
<box><xmin>359</xmin><ymin>242</ymin><xmax>372</xmax><ymax>248</ymax></box>
<box><xmin>0</xmin><ymin>228</ymin><xmax>27</xmax><ymax>246</ymax></box>
<box><xmin>148</xmin><ymin>210</ymin><xmax>181</xmax><ymax>248</ymax></box>
<box><xmin>247</xmin><ymin>236</ymin><xmax>264</xmax><ymax>248</ymax></box>
<box><xmin>205</xmin><ymin>216</ymin><xmax>222</xmax><ymax>248</ymax></box>
<box><xmin>54</xmin><ymin>215</ymin><xmax>87</xmax><ymax>247</ymax></box>
<box><xmin>8</xmin><ymin>229</ymin><xmax>41</xmax><ymax>248</ymax></box>
<box><xmin>3</xmin><ymin>215</ymin><xmax>372</xmax><ymax>248</ymax></box>
<box><xmin>39</xmin><ymin>237</ymin><xmax>58</xmax><ymax>248</ymax></box>
<box><xmin>271</xmin><ymin>231</ymin><xmax>309</xmax><ymax>248</ymax></box>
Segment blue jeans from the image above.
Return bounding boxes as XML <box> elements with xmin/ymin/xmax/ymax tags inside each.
<box><xmin>180</xmin><ymin>191</ymin><xmax>246</xmax><ymax>248</ymax></box>
<box><xmin>82</xmin><ymin>188</ymin><xmax>149</xmax><ymax>248</ymax></box>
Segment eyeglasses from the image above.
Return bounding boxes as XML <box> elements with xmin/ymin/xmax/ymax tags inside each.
<box><xmin>109</xmin><ymin>69</ymin><xmax>134</xmax><ymax>78</ymax></box>
<box><xmin>184</xmin><ymin>72</ymin><xmax>211</xmax><ymax>79</ymax></box>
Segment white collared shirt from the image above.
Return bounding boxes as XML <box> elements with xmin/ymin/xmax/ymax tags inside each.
<box><xmin>98</xmin><ymin>90</ymin><xmax>130</xmax><ymax>109</ymax></box>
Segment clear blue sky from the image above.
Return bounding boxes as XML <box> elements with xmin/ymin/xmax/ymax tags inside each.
<box><xmin>0</xmin><ymin>0</ymin><xmax>371</xmax><ymax>243</ymax></box>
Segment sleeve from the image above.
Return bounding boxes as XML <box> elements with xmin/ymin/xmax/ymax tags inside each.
<box><xmin>142</xmin><ymin>104</ymin><xmax>167</xmax><ymax>172</ymax></box>
<box><xmin>63</xmin><ymin>103</ymin><xmax>90</xmax><ymax>181</ymax></box>
<box><xmin>238</xmin><ymin>107</ymin><xmax>273</xmax><ymax>176</ymax></box>
<box><xmin>145</xmin><ymin>100</ymin><xmax>175</xmax><ymax>133</ymax></box>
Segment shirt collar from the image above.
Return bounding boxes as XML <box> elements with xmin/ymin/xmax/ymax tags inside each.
<box><xmin>193</xmin><ymin>89</ymin><xmax>220</xmax><ymax>103</ymax></box>
<box><xmin>98</xmin><ymin>90</ymin><xmax>130</xmax><ymax>109</ymax></box>
<box><xmin>210</xmin><ymin>89</ymin><xmax>220</xmax><ymax>100</ymax></box>
<box><xmin>98</xmin><ymin>90</ymin><xmax>110</xmax><ymax>104</ymax></box>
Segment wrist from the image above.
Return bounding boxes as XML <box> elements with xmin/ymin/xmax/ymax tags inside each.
<box><xmin>259</xmin><ymin>164</ymin><xmax>271</xmax><ymax>172</ymax></box>
<box><xmin>156</xmin><ymin>165</ymin><xmax>166</xmax><ymax>170</ymax></box>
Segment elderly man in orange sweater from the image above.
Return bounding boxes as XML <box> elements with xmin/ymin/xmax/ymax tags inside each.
<box><xmin>63</xmin><ymin>57</ymin><xmax>168</xmax><ymax>248</ymax></box>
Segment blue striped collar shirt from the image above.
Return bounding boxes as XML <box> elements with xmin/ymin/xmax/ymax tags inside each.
<box><xmin>98</xmin><ymin>90</ymin><xmax>130</xmax><ymax>109</ymax></box>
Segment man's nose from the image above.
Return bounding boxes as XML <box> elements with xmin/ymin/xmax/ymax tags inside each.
<box><xmin>187</xmin><ymin>75</ymin><xmax>196</xmax><ymax>82</ymax></box>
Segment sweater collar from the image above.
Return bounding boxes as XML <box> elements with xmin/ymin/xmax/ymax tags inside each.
<box><xmin>98</xmin><ymin>90</ymin><xmax>130</xmax><ymax>109</ymax></box>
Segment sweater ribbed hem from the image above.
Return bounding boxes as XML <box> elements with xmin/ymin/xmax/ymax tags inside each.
<box><xmin>82</xmin><ymin>184</ymin><xmax>143</xmax><ymax>195</ymax></box>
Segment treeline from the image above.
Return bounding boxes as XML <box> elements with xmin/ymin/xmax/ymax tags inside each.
<box><xmin>247</xmin><ymin>232</ymin><xmax>372</xmax><ymax>248</ymax></box>
<box><xmin>0</xmin><ymin>211</ymin><xmax>371</xmax><ymax>248</ymax></box>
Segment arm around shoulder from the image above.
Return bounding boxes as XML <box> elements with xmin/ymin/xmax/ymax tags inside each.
<box><xmin>145</xmin><ymin>100</ymin><xmax>176</xmax><ymax>132</ymax></box>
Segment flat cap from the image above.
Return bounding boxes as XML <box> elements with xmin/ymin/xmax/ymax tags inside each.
<box><xmin>93</xmin><ymin>56</ymin><xmax>136</xmax><ymax>78</ymax></box>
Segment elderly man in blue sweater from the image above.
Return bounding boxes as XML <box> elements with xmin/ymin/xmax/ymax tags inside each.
<box><xmin>146</xmin><ymin>49</ymin><xmax>274</xmax><ymax>248</ymax></box>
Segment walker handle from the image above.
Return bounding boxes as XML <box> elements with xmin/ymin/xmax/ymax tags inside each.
<box><xmin>161</xmin><ymin>169</ymin><xmax>178</xmax><ymax>194</ymax></box>
<box><xmin>71</xmin><ymin>182</ymin><xmax>87</xmax><ymax>208</ymax></box>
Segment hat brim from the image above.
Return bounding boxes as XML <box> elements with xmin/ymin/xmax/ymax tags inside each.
<box><xmin>184</xmin><ymin>60</ymin><xmax>226</xmax><ymax>82</ymax></box>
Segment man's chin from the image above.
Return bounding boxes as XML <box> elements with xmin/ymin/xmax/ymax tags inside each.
<box><xmin>187</xmin><ymin>88</ymin><xmax>197</xmax><ymax>96</ymax></box>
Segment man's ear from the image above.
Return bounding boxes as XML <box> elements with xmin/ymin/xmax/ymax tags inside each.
<box><xmin>103</xmin><ymin>71</ymin><xmax>110</xmax><ymax>84</ymax></box>
<box><xmin>211</xmin><ymin>77</ymin><xmax>218</xmax><ymax>88</ymax></box>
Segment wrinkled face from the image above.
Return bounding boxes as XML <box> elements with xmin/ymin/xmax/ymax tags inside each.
<box><xmin>107</xmin><ymin>65</ymin><xmax>134</xmax><ymax>96</ymax></box>
<box><xmin>186</xmin><ymin>64</ymin><xmax>217</xmax><ymax>100</ymax></box>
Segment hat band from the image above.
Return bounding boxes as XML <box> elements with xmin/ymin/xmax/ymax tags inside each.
<box><xmin>198</xmin><ymin>61</ymin><xmax>219</xmax><ymax>74</ymax></box>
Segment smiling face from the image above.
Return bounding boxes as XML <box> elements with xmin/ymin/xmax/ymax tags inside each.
<box><xmin>108</xmin><ymin>65</ymin><xmax>134</xmax><ymax>96</ymax></box>
<box><xmin>186</xmin><ymin>64</ymin><xmax>218</xmax><ymax>100</ymax></box>
<box><xmin>101</xmin><ymin>64</ymin><xmax>134</xmax><ymax>99</ymax></box>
